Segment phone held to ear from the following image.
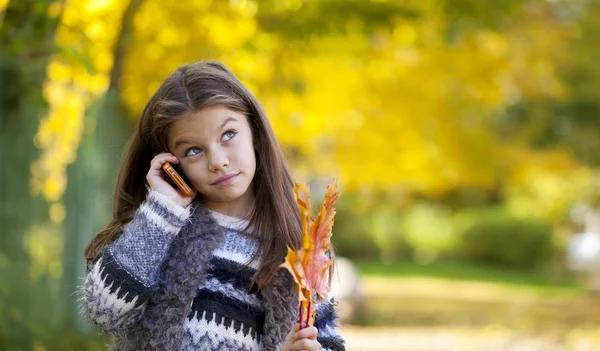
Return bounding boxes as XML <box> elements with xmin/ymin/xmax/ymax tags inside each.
<box><xmin>162</xmin><ymin>161</ymin><xmax>195</xmax><ymax>197</ymax></box>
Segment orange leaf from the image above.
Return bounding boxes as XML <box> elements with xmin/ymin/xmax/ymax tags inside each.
<box><xmin>306</xmin><ymin>182</ymin><xmax>339</xmax><ymax>299</ymax></box>
<box><xmin>279</xmin><ymin>179</ymin><xmax>340</xmax><ymax>325</ymax></box>
<box><xmin>280</xmin><ymin>247</ymin><xmax>310</xmax><ymax>302</ymax></box>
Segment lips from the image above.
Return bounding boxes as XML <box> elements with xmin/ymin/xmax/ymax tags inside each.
<box><xmin>212</xmin><ymin>173</ymin><xmax>239</xmax><ymax>185</ymax></box>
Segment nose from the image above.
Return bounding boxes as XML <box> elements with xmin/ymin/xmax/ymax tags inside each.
<box><xmin>208</xmin><ymin>149</ymin><xmax>229</xmax><ymax>172</ymax></box>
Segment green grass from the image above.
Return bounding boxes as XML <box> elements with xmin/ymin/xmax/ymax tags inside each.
<box><xmin>353</xmin><ymin>259</ymin><xmax>583</xmax><ymax>289</ymax></box>
<box><xmin>349</xmin><ymin>261</ymin><xmax>593</xmax><ymax>328</ymax></box>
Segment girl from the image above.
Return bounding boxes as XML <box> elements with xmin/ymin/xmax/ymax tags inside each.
<box><xmin>78</xmin><ymin>61</ymin><xmax>346</xmax><ymax>351</ymax></box>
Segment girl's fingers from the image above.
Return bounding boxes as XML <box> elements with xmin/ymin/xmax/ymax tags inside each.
<box><xmin>281</xmin><ymin>324</ymin><xmax>300</xmax><ymax>351</ymax></box>
<box><xmin>150</xmin><ymin>153</ymin><xmax>179</xmax><ymax>171</ymax></box>
<box><xmin>147</xmin><ymin>154</ymin><xmax>179</xmax><ymax>181</ymax></box>
<box><xmin>283</xmin><ymin>324</ymin><xmax>320</xmax><ymax>351</ymax></box>
<box><xmin>145</xmin><ymin>152</ymin><xmax>195</xmax><ymax>207</ymax></box>
<box><xmin>292</xmin><ymin>337</ymin><xmax>321</xmax><ymax>351</ymax></box>
<box><xmin>286</xmin><ymin>324</ymin><xmax>300</xmax><ymax>342</ymax></box>
<box><xmin>294</xmin><ymin>326</ymin><xmax>318</xmax><ymax>341</ymax></box>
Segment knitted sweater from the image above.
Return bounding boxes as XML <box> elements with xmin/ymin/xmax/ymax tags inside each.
<box><xmin>78</xmin><ymin>189</ymin><xmax>345</xmax><ymax>351</ymax></box>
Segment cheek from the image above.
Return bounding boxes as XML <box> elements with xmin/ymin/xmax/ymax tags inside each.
<box><xmin>243</xmin><ymin>147</ymin><xmax>257</xmax><ymax>172</ymax></box>
<box><xmin>244</xmin><ymin>137</ymin><xmax>257</xmax><ymax>168</ymax></box>
<box><xmin>183</xmin><ymin>162</ymin><xmax>205</xmax><ymax>182</ymax></box>
<box><xmin>232</xmin><ymin>140</ymin><xmax>255</xmax><ymax>166</ymax></box>
<box><xmin>247</xmin><ymin>156</ymin><xmax>257</xmax><ymax>183</ymax></box>
<box><xmin>250</xmin><ymin>153</ymin><xmax>257</xmax><ymax>171</ymax></box>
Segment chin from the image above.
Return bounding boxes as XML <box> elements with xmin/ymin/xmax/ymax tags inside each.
<box><xmin>212</xmin><ymin>187</ymin><xmax>250</xmax><ymax>202</ymax></box>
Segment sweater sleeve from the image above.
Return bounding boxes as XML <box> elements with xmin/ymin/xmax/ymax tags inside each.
<box><xmin>77</xmin><ymin>189</ymin><xmax>191</xmax><ymax>334</ymax></box>
<box><xmin>315</xmin><ymin>298</ymin><xmax>346</xmax><ymax>351</ymax></box>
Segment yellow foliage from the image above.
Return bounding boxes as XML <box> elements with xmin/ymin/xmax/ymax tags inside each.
<box><xmin>47</xmin><ymin>1</ymin><xmax>63</xmax><ymax>18</ymax></box>
<box><xmin>252</xmin><ymin>12</ymin><xmax>572</xmax><ymax>194</ymax></box>
<box><xmin>49</xmin><ymin>202</ymin><xmax>66</xmax><ymax>224</ymax></box>
<box><xmin>32</xmin><ymin>0</ymin><xmax>130</xmax><ymax>219</ymax></box>
<box><xmin>24</xmin><ymin>226</ymin><xmax>64</xmax><ymax>282</ymax></box>
<box><xmin>504</xmin><ymin>148</ymin><xmax>592</xmax><ymax>224</ymax></box>
<box><xmin>0</xmin><ymin>0</ymin><xmax>8</xmax><ymax>15</ymax></box>
<box><xmin>121</xmin><ymin>0</ymin><xmax>261</xmax><ymax>114</ymax></box>
<box><xmin>36</xmin><ymin>0</ymin><xmax>583</xmax><ymax>213</ymax></box>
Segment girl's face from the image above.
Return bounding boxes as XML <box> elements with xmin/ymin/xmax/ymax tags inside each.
<box><xmin>167</xmin><ymin>105</ymin><xmax>256</xmax><ymax>217</ymax></box>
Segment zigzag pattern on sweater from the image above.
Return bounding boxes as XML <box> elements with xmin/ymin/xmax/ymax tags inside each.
<box><xmin>78</xmin><ymin>253</ymin><xmax>148</xmax><ymax>333</ymax></box>
<box><xmin>180</xmin><ymin>310</ymin><xmax>262</xmax><ymax>351</ymax></box>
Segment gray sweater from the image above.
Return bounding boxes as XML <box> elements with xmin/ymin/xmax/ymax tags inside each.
<box><xmin>78</xmin><ymin>189</ymin><xmax>345</xmax><ymax>351</ymax></box>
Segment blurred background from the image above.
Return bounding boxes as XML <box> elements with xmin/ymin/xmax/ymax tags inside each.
<box><xmin>2</xmin><ymin>0</ymin><xmax>600</xmax><ymax>350</ymax></box>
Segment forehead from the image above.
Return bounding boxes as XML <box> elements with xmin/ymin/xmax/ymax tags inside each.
<box><xmin>169</xmin><ymin>106</ymin><xmax>248</xmax><ymax>137</ymax></box>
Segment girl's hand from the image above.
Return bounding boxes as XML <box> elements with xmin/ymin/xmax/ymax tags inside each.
<box><xmin>146</xmin><ymin>152</ymin><xmax>196</xmax><ymax>208</ymax></box>
<box><xmin>281</xmin><ymin>323</ymin><xmax>321</xmax><ymax>351</ymax></box>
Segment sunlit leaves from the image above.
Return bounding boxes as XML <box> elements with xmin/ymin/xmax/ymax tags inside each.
<box><xmin>33</xmin><ymin>0</ymin><xmax>587</xmax><ymax>217</ymax></box>
<box><xmin>32</xmin><ymin>0</ymin><xmax>129</xmax><ymax>208</ymax></box>
<box><xmin>24</xmin><ymin>225</ymin><xmax>64</xmax><ymax>281</ymax></box>
<box><xmin>256</xmin><ymin>3</ymin><xmax>574</xmax><ymax>195</ymax></box>
<box><xmin>121</xmin><ymin>0</ymin><xmax>259</xmax><ymax>114</ymax></box>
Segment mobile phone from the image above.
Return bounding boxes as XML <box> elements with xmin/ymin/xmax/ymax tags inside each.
<box><xmin>162</xmin><ymin>161</ymin><xmax>195</xmax><ymax>197</ymax></box>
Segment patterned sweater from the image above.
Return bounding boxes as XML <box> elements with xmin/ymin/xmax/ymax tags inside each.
<box><xmin>79</xmin><ymin>189</ymin><xmax>345</xmax><ymax>351</ymax></box>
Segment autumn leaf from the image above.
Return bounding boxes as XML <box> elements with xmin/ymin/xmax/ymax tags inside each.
<box><xmin>306</xmin><ymin>182</ymin><xmax>338</xmax><ymax>300</ymax></box>
<box><xmin>279</xmin><ymin>247</ymin><xmax>309</xmax><ymax>303</ymax></box>
<box><xmin>280</xmin><ymin>179</ymin><xmax>339</xmax><ymax>328</ymax></box>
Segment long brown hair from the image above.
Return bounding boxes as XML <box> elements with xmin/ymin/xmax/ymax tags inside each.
<box><xmin>84</xmin><ymin>61</ymin><xmax>335</xmax><ymax>291</ymax></box>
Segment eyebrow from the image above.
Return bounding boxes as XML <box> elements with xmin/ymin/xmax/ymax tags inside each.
<box><xmin>173</xmin><ymin>117</ymin><xmax>237</xmax><ymax>149</ymax></box>
<box><xmin>216</xmin><ymin>117</ymin><xmax>236</xmax><ymax>133</ymax></box>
